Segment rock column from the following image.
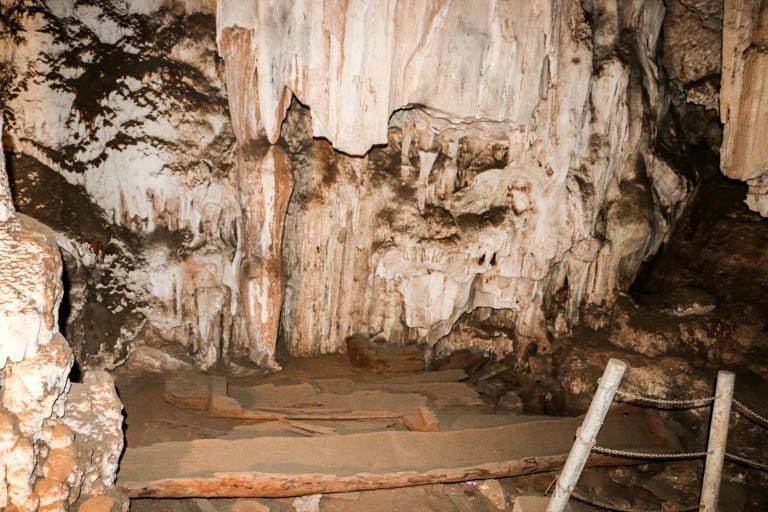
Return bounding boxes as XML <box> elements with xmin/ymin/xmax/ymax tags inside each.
<box><xmin>720</xmin><ymin>0</ymin><xmax>768</xmax><ymax>216</ymax></box>
<box><xmin>220</xmin><ymin>28</ymin><xmax>295</xmax><ymax>369</ymax></box>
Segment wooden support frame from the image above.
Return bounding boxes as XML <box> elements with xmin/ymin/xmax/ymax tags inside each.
<box><xmin>547</xmin><ymin>358</ymin><xmax>627</xmax><ymax>512</ymax></box>
<box><xmin>700</xmin><ymin>370</ymin><xmax>735</xmax><ymax>511</ymax></box>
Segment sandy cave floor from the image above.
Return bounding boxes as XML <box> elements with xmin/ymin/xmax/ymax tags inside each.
<box><xmin>110</xmin><ymin>177</ymin><xmax>768</xmax><ymax>511</ymax></box>
<box><xmin>112</xmin><ymin>347</ymin><xmax>768</xmax><ymax>512</ymax></box>
<box><xmin>115</xmin><ymin>353</ymin><xmax>539</xmax><ymax>512</ymax></box>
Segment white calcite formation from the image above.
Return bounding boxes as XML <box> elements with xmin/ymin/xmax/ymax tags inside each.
<box><xmin>720</xmin><ymin>0</ymin><xmax>768</xmax><ymax>216</ymax></box>
<box><xmin>0</xmin><ymin>122</ymin><xmax>126</xmax><ymax>510</ymax></box>
<box><xmin>225</xmin><ymin>0</ymin><xmax>691</xmax><ymax>357</ymax></box>
<box><xmin>3</xmin><ymin>1</ymin><xmax>241</xmax><ymax>369</ymax></box>
<box><xmin>4</xmin><ymin>0</ymin><xmax>703</xmax><ymax>367</ymax></box>
<box><xmin>61</xmin><ymin>371</ymin><xmax>124</xmax><ymax>502</ymax></box>
<box><xmin>216</xmin><ymin>0</ymin><xmax>554</xmax><ymax>156</ymax></box>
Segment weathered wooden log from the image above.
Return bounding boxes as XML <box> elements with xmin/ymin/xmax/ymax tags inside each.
<box><xmin>210</xmin><ymin>375</ymin><xmax>435</xmax><ymax>428</ymax></box>
<box><xmin>346</xmin><ymin>334</ymin><xmax>426</xmax><ymax>373</ymax></box>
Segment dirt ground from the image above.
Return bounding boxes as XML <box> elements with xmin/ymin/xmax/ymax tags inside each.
<box><xmin>113</xmin><ymin>349</ymin><xmax>763</xmax><ymax>512</ymax></box>
<box><xmin>115</xmin><ymin>354</ymin><xmax>524</xmax><ymax>512</ymax></box>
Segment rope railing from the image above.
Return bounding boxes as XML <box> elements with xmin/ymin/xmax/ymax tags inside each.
<box><xmin>569</xmin><ymin>486</ymin><xmax>701</xmax><ymax>512</ymax></box>
<box><xmin>590</xmin><ymin>445</ymin><xmax>768</xmax><ymax>472</ymax></box>
<box><xmin>591</xmin><ymin>446</ymin><xmax>708</xmax><ymax>460</ymax></box>
<box><xmin>614</xmin><ymin>388</ymin><xmax>715</xmax><ymax>408</ymax></box>
<box><xmin>725</xmin><ymin>452</ymin><xmax>768</xmax><ymax>472</ymax></box>
<box><xmin>544</xmin><ymin>361</ymin><xmax>768</xmax><ymax>512</ymax></box>
<box><xmin>546</xmin><ymin>472</ymin><xmax>702</xmax><ymax>512</ymax></box>
<box><xmin>732</xmin><ymin>398</ymin><xmax>768</xmax><ymax>428</ymax></box>
<box><xmin>594</xmin><ymin>387</ymin><xmax>768</xmax><ymax>471</ymax></box>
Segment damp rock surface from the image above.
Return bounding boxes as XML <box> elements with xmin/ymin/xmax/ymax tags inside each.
<box><xmin>2</xmin><ymin>1</ymin><xmax>240</xmax><ymax>368</ymax></box>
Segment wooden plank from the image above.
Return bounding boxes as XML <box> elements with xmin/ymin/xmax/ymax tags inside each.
<box><xmin>306</xmin><ymin>380</ymin><xmax>482</xmax><ymax>408</ymax></box>
<box><xmin>367</xmin><ymin>369</ymin><xmax>468</xmax><ymax>384</ymax></box>
<box><xmin>227</xmin><ymin>383</ymin><xmax>439</xmax><ymax>429</ymax></box>
<box><xmin>230</xmin><ymin>385</ymin><xmax>430</xmax><ymax>414</ymax></box>
<box><xmin>118</xmin><ymin>409</ymin><xmax>680</xmax><ymax>498</ymax></box>
<box><xmin>164</xmin><ymin>373</ymin><xmax>212</xmax><ymax>410</ymax></box>
<box><xmin>278</xmin><ymin>420</ymin><xmax>336</xmax><ymax>436</ymax></box>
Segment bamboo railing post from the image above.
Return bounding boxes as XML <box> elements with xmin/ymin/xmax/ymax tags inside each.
<box><xmin>700</xmin><ymin>370</ymin><xmax>735</xmax><ymax>511</ymax></box>
<box><xmin>546</xmin><ymin>358</ymin><xmax>627</xmax><ymax>512</ymax></box>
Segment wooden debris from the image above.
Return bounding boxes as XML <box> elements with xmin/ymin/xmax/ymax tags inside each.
<box><xmin>118</xmin><ymin>409</ymin><xmax>680</xmax><ymax>498</ymax></box>
<box><xmin>218</xmin><ymin>407</ymin><xmax>404</xmax><ymax>422</ymax></box>
<box><xmin>206</xmin><ymin>375</ymin><xmax>435</xmax><ymax>433</ymax></box>
<box><xmin>346</xmin><ymin>334</ymin><xmax>426</xmax><ymax>372</ymax></box>
<box><xmin>164</xmin><ymin>373</ymin><xmax>211</xmax><ymax>410</ymax></box>
<box><xmin>278</xmin><ymin>420</ymin><xmax>336</xmax><ymax>436</ymax></box>
<box><xmin>307</xmin><ymin>380</ymin><xmax>482</xmax><ymax>408</ymax></box>
<box><xmin>402</xmin><ymin>406</ymin><xmax>440</xmax><ymax>432</ymax></box>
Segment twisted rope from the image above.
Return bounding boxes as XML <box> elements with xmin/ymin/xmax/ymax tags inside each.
<box><xmin>725</xmin><ymin>452</ymin><xmax>768</xmax><ymax>472</ymax></box>
<box><xmin>592</xmin><ymin>446</ymin><xmax>708</xmax><ymax>460</ymax></box>
<box><xmin>568</xmin><ymin>487</ymin><xmax>700</xmax><ymax>512</ymax></box>
<box><xmin>732</xmin><ymin>399</ymin><xmax>768</xmax><ymax>429</ymax></box>
<box><xmin>614</xmin><ymin>389</ymin><xmax>715</xmax><ymax>409</ymax></box>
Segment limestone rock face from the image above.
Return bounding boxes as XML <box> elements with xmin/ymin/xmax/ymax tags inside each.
<box><xmin>216</xmin><ymin>0</ymin><xmax>554</xmax><ymax>156</ymax></box>
<box><xmin>0</xmin><ymin>127</ymin><xmax>126</xmax><ymax>510</ymax></box>
<box><xmin>4</xmin><ymin>1</ymin><xmax>699</xmax><ymax>367</ymax></box>
<box><xmin>273</xmin><ymin>0</ymin><xmax>691</xmax><ymax>355</ymax></box>
<box><xmin>663</xmin><ymin>0</ymin><xmax>723</xmax><ymax>111</ymax></box>
<box><xmin>2</xmin><ymin>1</ymin><xmax>241</xmax><ymax>369</ymax></box>
<box><xmin>720</xmin><ymin>0</ymin><xmax>768</xmax><ymax>216</ymax></box>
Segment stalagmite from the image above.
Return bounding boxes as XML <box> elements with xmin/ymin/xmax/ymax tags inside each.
<box><xmin>237</xmin><ymin>144</ymin><xmax>294</xmax><ymax>369</ymax></box>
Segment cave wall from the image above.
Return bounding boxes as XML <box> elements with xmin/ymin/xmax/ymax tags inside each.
<box><xmin>0</xmin><ymin>0</ymin><xmax>710</xmax><ymax>368</ymax></box>
<box><xmin>222</xmin><ymin>0</ymin><xmax>692</xmax><ymax>358</ymax></box>
<box><xmin>720</xmin><ymin>0</ymin><xmax>768</xmax><ymax>215</ymax></box>
<box><xmin>2</xmin><ymin>1</ymin><xmax>241</xmax><ymax>369</ymax></box>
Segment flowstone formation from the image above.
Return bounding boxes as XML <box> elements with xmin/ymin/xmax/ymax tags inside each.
<box><xmin>2</xmin><ymin>0</ymin><xmax>707</xmax><ymax>370</ymax></box>
<box><xmin>720</xmin><ymin>0</ymin><xmax>768</xmax><ymax>215</ymax></box>
<box><xmin>2</xmin><ymin>1</ymin><xmax>239</xmax><ymax>370</ymax></box>
<box><xmin>0</xmin><ymin>125</ymin><xmax>126</xmax><ymax>511</ymax></box>
<box><xmin>223</xmin><ymin>0</ymin><xmax>692</xmax><ymax>358</ymax></box>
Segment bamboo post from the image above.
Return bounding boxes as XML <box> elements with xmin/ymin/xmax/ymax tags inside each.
<box><xmin>700</xmin><ymin>370</ymin><xmax>735</xmax><ymax>511</ymax></box>
<box><xmin>547</xmin><ymin>358</ymin><xmax>627</xmax><ymax>512</ymax></box>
